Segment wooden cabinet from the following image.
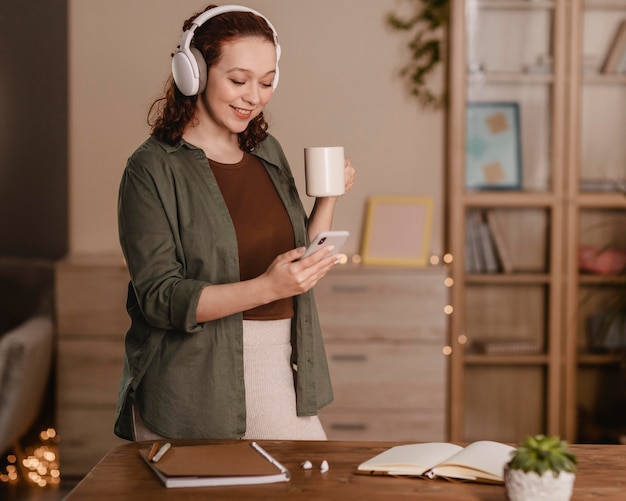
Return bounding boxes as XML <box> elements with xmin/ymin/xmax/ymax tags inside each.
<box><xmin>564</xmin><ymin>0</ymin><xmax>626</xmax><ymax>444</ymax></box>
<box><xmin>316</xmin><ymin>266</ymin><xmax>449</xmax><ymax>441</ymax></box>
<box><xmin>447</xmin><ymin>0</ymin><xmax>626</xmax><ymax>443</ymax></box>
<box><xmin>54</xmin><ymin>258</ymin><xmax>449</xmax><ymax>472</ymax></box>
<box><xmin>55</xmin><ymin>254</ymin><xmax>129</xmax><ymax>477</ymax></box>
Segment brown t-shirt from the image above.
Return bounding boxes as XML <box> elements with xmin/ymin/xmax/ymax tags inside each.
<box><xmin>209</xmin><ymin>153</ymin><xmax>295</xmax><ymax>320</ymax></box>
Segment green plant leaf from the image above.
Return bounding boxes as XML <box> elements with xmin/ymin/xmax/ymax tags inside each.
<box><xmin>387</xmin><ymin>0</ymin><xmax>449</xmax><ymax>109</ymax></box>
<box><xmin>507</xmin><ymin>434</ymin><xmax>577</xmax><ymax>475</ymax></box>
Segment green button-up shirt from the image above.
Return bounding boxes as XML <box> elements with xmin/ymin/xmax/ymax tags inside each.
<box><xmin>114</xmin><ymin>134</ymin><xmax>333</xmax><ymax>440</ymax></box>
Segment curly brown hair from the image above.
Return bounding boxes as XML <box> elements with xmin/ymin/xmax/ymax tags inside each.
<box><xmin>147</xmin><ymin>5</ymin><xmax>276</xmax><ymax>151</ymax></box>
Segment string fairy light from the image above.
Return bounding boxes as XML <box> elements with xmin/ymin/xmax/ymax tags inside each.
<box><xmin>1</xmin><ymin>428</ymin><xmax>60</xmax><ymax>487</ymax></box>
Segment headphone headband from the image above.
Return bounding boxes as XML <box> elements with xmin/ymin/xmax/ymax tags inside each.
<box><xmin>172</xmin><ymin>4</ymin><xmax>281</xmax><ymax>96</ymax></box>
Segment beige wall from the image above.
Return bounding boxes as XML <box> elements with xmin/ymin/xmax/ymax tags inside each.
<box><xmin>69</xmin><ymin>0</ymin><xmax>445</xmax><ymax>257</ymax></box>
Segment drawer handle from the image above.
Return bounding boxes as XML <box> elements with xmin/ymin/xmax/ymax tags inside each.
<box><xmin>330</xmin><ymin>423</ymin><xmax>367</xmax><ymax>431</ymax></box>
<box><xmin>330</xmin><ymin>285</ymin><xmax>369</xmax><ymax>293</ymax></box>
<box><xmin>331</xmin><ymin>354</ymin><xmax>367</xmax><ymax>362</ymax></box>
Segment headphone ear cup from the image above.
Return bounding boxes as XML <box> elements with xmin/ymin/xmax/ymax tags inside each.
<box><xmin>272</xmin><ymin>43</ymin><xmax>281</xmax><ymax>90</ymax></box>
<box><xmin>190</xmin><ymin>47</ymin><xmax>207</xmax><ymax>94</ymax></box>
<box><xmin>172</xmin><ymin>49</ymin><xmax>199</xmax><ymax>96</ymax></box>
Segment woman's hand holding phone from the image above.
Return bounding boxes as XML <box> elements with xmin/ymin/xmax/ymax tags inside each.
<box><xmin>261</xmin><ymin>231</ymin><xmax>350</xmax><ymax>300</ymax></box>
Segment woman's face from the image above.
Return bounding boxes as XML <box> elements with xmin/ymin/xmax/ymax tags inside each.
<box><xmin>202</xmin><ymin>36</ymin><xmax>276</xmax><ymax>134</ymax></box>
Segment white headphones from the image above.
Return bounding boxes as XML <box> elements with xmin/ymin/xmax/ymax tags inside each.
<box><xmin>171</xmin><ymin>5</ymin><xmax>281</xmax><ymax>96</ymax></box>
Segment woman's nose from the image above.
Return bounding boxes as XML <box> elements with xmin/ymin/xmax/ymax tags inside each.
<box><xmin>243</xmin><ymin>84</ymin><xmax>261</xmax><ymax>104</ymax></box>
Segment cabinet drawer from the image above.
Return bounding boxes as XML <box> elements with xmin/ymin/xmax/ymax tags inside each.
<box><xmin>56</xmin><ymin>407</ymin><xmax>126</xmax><ymax>477</ymax></box>
<box><xmin>57</xmin><ymin>339</ymin><xmax>124</xmax><ymax>405</ymax></box>
<box><xmin>315</xmin><ymin>267</ymin><xmax>447</xmax><ymax>341</ymax></box>
<box><xmin>319</xmin><ymin>409</ymin><xmax>446</xmax><ymax>441</ymax></box>
<box><xmin>55</xmin><ymin>256</ymin><xmax>129</xmax><ymax>337</ymax></box>
<box><xmin>325</xmin><ymin>342</ymin><xmax>446</xmax><ymax>410</ymax></box>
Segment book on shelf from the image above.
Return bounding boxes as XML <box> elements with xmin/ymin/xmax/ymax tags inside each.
<box><xmin>494</xmin><ymin>209</ymin><xmax>548</xmax><ymax>272</ymax></box>
<box><xmin>601</xmin><ymin>19</ymin><xmax>626</xmax><ymax>74</ymax></box>
<box><xmin>465</xmin><ymin>214</ymin><xmax>477</xmax><ymax>273</ymax></box>
<box><xmin>485</xmin><ymin>210</ymin><xmax>514</xmax><ymax>273</ymax></box>
<box><xmin>356</xmin><ymin>441</ymin><xmax>515</xmax><ymax>484</ymax></box>
<box><xmin>140</xmin><ymin>441</ymin><xmax>290</xmax><ymax>488</ymax></box>
<box><xmin>465</xmin><ymin>209</ymin><xmax>511</xmax><ymax>273</ymax></box>
<box><xmin>465</xmin><ymin>211</ymin><xmax>484</xmax><ymax>273</ymax></box>
<box><xmin>476</xmin><ymin>212</ymin><xmax>499</xmax><ymax>274</ymax></box>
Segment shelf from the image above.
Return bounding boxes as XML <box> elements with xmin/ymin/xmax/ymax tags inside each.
<box><xmin>469</xmin><ymin>72</ymin><xmax>554</xmax><ymax>85</ymax></box>
<box><xmin>585</xmin><ymin>0</ymin><xmax>626</xmax><ymax>11</ymax></box>
<box><xmin>463</xmin><ymin>192</ymin><xmax>557</xmax><ymax>207</ymax></box>
<box><xmin>465</xmin><ymin>354</ymin><xmax>550</xmax><ymax>365</ymax></box>
<box><xmin>577</xmin><ymin>192</ymin><xmax>626</xmax><ymax>208</ymax></box>
<box><xmin>577</xmin><ymin>352</ymin><xmax>624</xmax><ymax>365</ymax></box>
<box><xmin>579</xmin><ymin>274</ymin><xmax>626</xmax><ymax>285</ymax></box>
<box><xmin>472</xmin><ymin>0</ymin><xmax>555</xmax><ymax>10</ymax></box>
<box><xmin>583</xmin><ymin>74</ymin><xmax>626</xmax><ymax>84</ymax></box>
<box><xmin>466</xmin><ymin>273</ymin><xmax>551</xmax><ymax>285</ymax></box>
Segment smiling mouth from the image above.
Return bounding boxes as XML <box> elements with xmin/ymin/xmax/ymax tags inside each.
<box><xmin>232</xmin><ymin>106</ymin><xmax>252</xmax><ymax>118</ymax></box>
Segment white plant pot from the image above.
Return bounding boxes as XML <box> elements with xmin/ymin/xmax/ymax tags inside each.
<box><xmin>504</xmin><ymin>466</ymin><xmax>575</xmax><ymax>501</ymax></box>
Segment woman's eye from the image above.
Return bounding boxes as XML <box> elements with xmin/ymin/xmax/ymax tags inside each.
<box><xmin>230</xmin><ymin>79</ymin><xmax>272</xmax><ymax>89</ymax></box>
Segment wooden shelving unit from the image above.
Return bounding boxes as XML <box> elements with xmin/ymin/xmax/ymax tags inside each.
<box><xmin>564</xmin><ymin>0</ymin><xmax>626</xmax><ymax>444</ymax></box>
<box><xmin>447</xmin><ymin>0</ymin><xmax>626</xmax><ymax>443</ymax></box>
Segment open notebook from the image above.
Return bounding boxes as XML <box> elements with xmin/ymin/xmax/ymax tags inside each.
<box><xmin>356</xmin><ymin>441</ymin><xmax>515</xmax><ymax>484</ymax></box>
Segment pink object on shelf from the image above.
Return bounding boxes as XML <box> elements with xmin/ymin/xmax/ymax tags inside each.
<box><xmin>578</xmin><ymin>245</ymin><xmax>626</xmax><ymax>275</ymax></box>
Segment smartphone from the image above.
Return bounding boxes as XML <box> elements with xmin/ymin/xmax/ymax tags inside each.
<box><xmin>300</xmin><ymin>230</ymin><xmax>350</xmax><ymax>259</ymax></box>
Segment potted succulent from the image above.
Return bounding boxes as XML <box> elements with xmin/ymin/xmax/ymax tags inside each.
<box><xmin>504</xmin><ymin>435</ymin><xmax>577</xmax><ymax>501</ymax></box>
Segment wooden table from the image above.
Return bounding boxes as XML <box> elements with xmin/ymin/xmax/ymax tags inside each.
<box><xmin>66</xmin><ymin>440</ymin><xmax>626</xmax><ymax>500</ymax></box>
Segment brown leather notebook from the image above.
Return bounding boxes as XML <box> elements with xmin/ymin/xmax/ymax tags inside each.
<box><xmin>140</xmin><ymin>441</ymin><xmax>290</xmax><ymax>488</ymax></box>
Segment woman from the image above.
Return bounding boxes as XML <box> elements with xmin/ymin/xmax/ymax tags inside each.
<box><xmin>114</xmin><ymin>4</ymin><xmax>355</xmax><ymax>442</ymax></box>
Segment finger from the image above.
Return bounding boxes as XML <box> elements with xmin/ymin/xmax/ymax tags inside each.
<box><xmin>344</xmin><ymin>160</ymin><xmax>355</xmax><ymax>178</ymax></box>
<box><xmin>307</xmin><ymin>254</ymin><xmax>340</xmax><ymax>284</ymax></box>
<box><xmin>299</xmin><ymin>245</ymin><xmax>336</xmax><ymax>264</ymax></box>
<box><xmin>334</xmin><ymin>253</ymin><xmax>348</xmax><ymax>264</ymax></box>
<box><xmin>282</xmin><ymin>246</ymin><xmax>307</xmax><ymax>263</ymax></box>
<box><xmin>345</xmin><ymin>172</ymin><xmax>356</xmax><ymax>192</ymax></box>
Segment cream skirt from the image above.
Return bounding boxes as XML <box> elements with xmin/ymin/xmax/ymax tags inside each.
<box><xmin>131</xmin><ymin>319</ymin><xmax>327</xmax><ymax>441</ymax></box>
<box><xmin>242</xmin><ymin>319</ymin><xmax>327</xmax><ymax>440</ymax></box>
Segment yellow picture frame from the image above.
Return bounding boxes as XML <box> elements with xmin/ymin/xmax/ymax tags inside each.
<box><xmin>360</xmin><ymin>196</ymin><xmax>433</xmax><ymax>267</ymax></box>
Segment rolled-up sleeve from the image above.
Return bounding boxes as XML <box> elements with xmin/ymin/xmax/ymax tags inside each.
<box><xmin>118</xmin><ymin>150</ymin><xmax>207</xmax><ymax>334</ymax></box>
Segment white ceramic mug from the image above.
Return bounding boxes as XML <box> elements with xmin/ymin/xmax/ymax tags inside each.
<box><xmin>304</xmin><ymin>146</ymin><xmax>345</xmax><ymax>197</ymax></box>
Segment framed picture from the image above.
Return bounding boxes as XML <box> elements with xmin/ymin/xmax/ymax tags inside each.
<box><xmin>360</xmin><ymin>196</ymin><xmax>433</xmax><ymax>267</ymax></box>
<box><xmin>465</xmin><ymin>102</ymin><xmax>522</xmax><ymax>190</ymax></box>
